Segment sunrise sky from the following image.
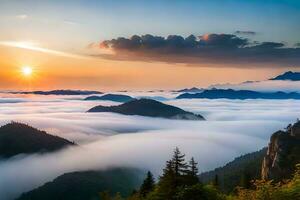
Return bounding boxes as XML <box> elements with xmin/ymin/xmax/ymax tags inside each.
<box><xmin>0</xmin><ymin>0</ymin><xmax>299</xmax><ymax>91</ymax></box>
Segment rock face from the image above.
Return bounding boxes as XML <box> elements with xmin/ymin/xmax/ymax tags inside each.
<box><xmin>88</xmin><ymin>98</ymin><xmax>205</xmax><ymax>120</ymax></box>
<box><xmin>262</xmin><ymin>121</ymin><xmax>300</xmax><ymax>181</ymax></box>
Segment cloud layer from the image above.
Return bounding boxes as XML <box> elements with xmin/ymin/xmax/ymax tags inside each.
<box><xmin>0</xmin><ymin>93</ymin><xmax>300</xmax><ymax>199</ymax></box>
<box><xmin>92</xmin><ymin>34</ymin><xmax>300</xmax><ymax>66</ymax></box>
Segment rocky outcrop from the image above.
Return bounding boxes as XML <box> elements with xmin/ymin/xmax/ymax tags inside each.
<box><xmin>262</xmin><ymin>120</ymin><xmax>300</xmax><ymax>181</ymax></box>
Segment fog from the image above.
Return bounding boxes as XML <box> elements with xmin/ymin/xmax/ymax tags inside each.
<box><xmin>0</xmin><ymin>93</ymin><xmax>300</xmax><ymax>200</ymax></box>
<box><xmin>211</xmin><ymin>80</ymin><xmax>300</xmax><ymax>92</ymax></box>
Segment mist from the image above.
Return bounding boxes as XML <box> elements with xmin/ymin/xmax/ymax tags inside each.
<box><xmin>0</xmin><ymin>92</ymin><xmax>300</xmax><ymax>200</ymax></box>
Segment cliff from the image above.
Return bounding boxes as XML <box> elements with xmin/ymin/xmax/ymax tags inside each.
<box><xmin>262</xmin><ymin>120</ymin><xmax>300</xmax><ymax>181</ymax></box>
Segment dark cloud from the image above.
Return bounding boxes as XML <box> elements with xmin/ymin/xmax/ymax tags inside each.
<box><xmin>93</xmin><ymin>33</ymin><xmax>300</xmax><ymax>67</ymax></box>
<box><xmin>235</xmin><ymin>31</ymin><xmax>257</xmax><ymax>36</ymax></box>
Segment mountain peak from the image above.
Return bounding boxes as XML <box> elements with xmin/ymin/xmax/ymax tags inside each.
<box><xmin>270</xmin><ymin>71</ymin><xmax>300</xmax><ymax>81</ymax></box>
<box><xmin>88</xmin><ymin>98</ymin><xmax>205</xmax><ymax>120</ymax></box>
<box><xmin>0</xmin><ymin>122</ymin><xmax>75</xmax><ymax>158</ymax></box>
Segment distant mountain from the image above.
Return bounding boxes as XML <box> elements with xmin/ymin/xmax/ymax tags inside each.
<box><xmin>84</xmin><ymin>94</ymin><xmax>135</xmax><ymax>102</ymax></box>
<box><xmin>270</xmin><ymin>71</ymin><xmax>300</xmax><ymax>81</ymax></box>
<box><xmin>0</xmin><ymin>122</ymin><xmax>75</xmax><ymax>158</ymax></box>
<box><xmin>14</xmin><ymin>90</ymin><xmax>102</xmax><ymax>95</ymax></box>
<box><xmin>199</xmin><ymin>148</ymin><xmax>267</xmax><ymax>193</ymax></box>
<box><xmin>177</xmin><ymin>89</ymin><xmax>300</xmax><ymax>100</ymax></box>
<box><xmin>88</xmin><ymin>99</ymin><xmax>205</xmax><ymax>120</ymax></box>
<box><xmin>262</xmin><ymin>120</ymin><xmax>300</xmax><ymax>181</ymax></box>
<box><xmin>174</xmin><ymin>87</ymin><xmax>203</xmax><ymax>93</ymax></box>
<box><xmin>16</xmin><ymin>168</ymin><xmax>144</xmax><ymax>200</ymax></box>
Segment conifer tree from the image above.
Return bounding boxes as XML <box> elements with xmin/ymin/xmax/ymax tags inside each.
<box><xmin>155</xmin><ymin>160</ymin><xmax>177</xmax><ymax>200</ymax></box>
<box><xmin>139</xmin><ymin>171</ymin><xmax>155</xmax><ymax>197</ymax></box>
<box><xmin>189</xmin><ymin>157</ymin><xmax>199</xmax><ymax>177</ymax></box>
<box><xmin>171</xmin><ymin>147</ymin><xmax>188</xmax><ymax>176</ymax></box>
<box><xmin>185</xmin><ymin>157</ymin><xmax>200</xmax><ymax>185</ymax></box>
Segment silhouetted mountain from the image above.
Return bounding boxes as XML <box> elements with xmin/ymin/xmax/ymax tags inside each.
<box><xmin>174</xmin><ymin>87</ymin><xmax>204</xmax><ymax>93</ymax></box>
<box><xmin>262</xmin><ymin>120</ymin><xmax>300</xmax><ymax>181</ymax></box>
<box><xmin>0</xmin><ymin>122</ymin><xmax>75</xmax><ymax>158</ymax></box>
<box><xmin>199</xmin><ymin>148</ymin><xmax>267</xmax><ymax>193</ymax></box>
<box><xmin>85</xmin><ymin>94</ymin><xmax>135</xmax><ymax>102</ymax></box>
<box><xmin>177</xmin><ymin>89</ymin><xmax>300</xmax><ymax>100</ymax></box>
<box><xmin>14</xmin><ymin>90</ymin><xmax>102</xmax><ymax>95</ymax></box>
<box><xmin>88</xmin><ymin>99</ymin><xmax>205</xmax><ymax>120</ymax></box>
<box><xmin>16</xmin><ymin>168</ymin><xmax>144</xmax><ymax>200</ymax></box>
<box><xmin>270</xmin><ymin>71</ymin><xmax>300</xmax><ymax>81</ymax></box>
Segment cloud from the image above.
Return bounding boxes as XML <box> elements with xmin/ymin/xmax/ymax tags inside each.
<box><xmin>0</xmin><ymin>41</ymin><xmax>89</xmax><ymax>59</ymax></box>
<box><xmin>0</xmin><ymin>93</ymin><xmax>300</xmax><ymax>199</ymax></box>
<box><xmin>234</xmin><ymin>30</ymin><xmax>257</xmax><ymax>36</ymax></box>
<box><xmin>210</xmin><ymin>80</ymin><xmax>300</xmax><ymax>92</ymax></box>
<box><xmin>15</xmin><ymin>14</ymin><xmax>28</xmax><ymax>20</ymax></box>
<box><xmin>91</xmin><ymin>34</ymin><xmax>300</xmax><ymax>67</ymax></box>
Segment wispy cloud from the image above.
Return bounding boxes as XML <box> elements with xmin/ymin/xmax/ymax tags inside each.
<box><xmin>0</xmin><ymin>41</ymin><xmax>88</xmax><ymax>59</ymax></box>
<box><xmin>15</xmin><ymin>14</ymin><xmax>28</xmax><ymax>20</ymax></box>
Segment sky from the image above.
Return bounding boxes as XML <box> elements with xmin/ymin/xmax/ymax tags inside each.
<box><xmin>0</xmin><ymin>0</ymin><xmax>300</xmax><ymax>90</ymax></box>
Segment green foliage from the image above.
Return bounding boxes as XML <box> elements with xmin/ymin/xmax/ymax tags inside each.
<box><xmin>126</xmin><ymin>148</ymin><xmax>226</xmax><ymax>200</ymax></box>
<box><xmin>228</xmin><ymin>164</ymin><xmax>300</xmax><ymax>200</ymax></box>
<box><xmin>200</xmin><ymin>148</ymin><xmax>267</xmax><ymax>193</ymax></box>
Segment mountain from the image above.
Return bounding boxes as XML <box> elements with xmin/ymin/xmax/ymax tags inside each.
<box><xmin>87</xmin><ymin>99</ymin><xmax>205</xmax><ymax>120</ymax></box>
<box><xmin>84</xmin><ymin>94</ymin><xmax>135</xmax><ymax>102</ymax></box>
<box><xmin>177</xmin><ymin>89</ymin><xmax>300</xmax><ymax>100</ymax></box>
<box><xmin>200</xmin><ymin>120</ymin><xmax>300</xmax><ymax>193</ymax></box>
<box><xmin>199</xmin><ymin>148</ymin><xmax>267</xmax><ymax>193</ymax></box>
<box><xmin>262</xmin><ymin>120</ymin><xmax>300</xmax><ymax>181</ymax></box>
<box><xmin>174</xmin><ymin>87</ymin><xmax>204</xmax><ymax>93</ymax></box>
<box><xmin>270</xmin><ymin>71</ymin><xmax>300</xmax><ymax>81</ymax></box>
<box><xmin>0</xmin><ymin>122</ymin><xmax>75</xmax><ymax>158</ymax></box>
<box><xmin>14</xmin><ymin>90</ymin><xmax>102</xmax><ymax>95</ymax></box>
<box><xmin>16</xmin><ymin>168</ymin><xmax>144</xmax><ymax>200</ymax></box>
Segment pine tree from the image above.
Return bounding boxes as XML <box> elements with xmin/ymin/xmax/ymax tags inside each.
<box><xmin>189</xmin><ymin>157</ymin><xmax>199</xmax><ymax>177</ymax></box>
<box><xmin>155</xmin><ymin>160</ymin><xmax>177</xmax><ymax>200</ymax></box>
<box><xmin>172</xmin><ymin>147</ymin><xmax>188</xmax><ymax>176</ymax></box>
<box><xmin>185</xmin><ymin>157</ymin><xmax>200</xmax><ymax>185</ymax></box>
<box><xmin>139</xmin><ymin>171</ymin><xmax>155</xmax><ymax>197</ymax></box>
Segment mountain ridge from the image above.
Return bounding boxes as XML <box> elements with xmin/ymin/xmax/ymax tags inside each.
<box><xmin>87</xmin><ymin>98</ymin><xmax>205</xmax><ymax>120</ymax></box>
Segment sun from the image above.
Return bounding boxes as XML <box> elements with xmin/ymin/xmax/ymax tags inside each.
<box><xmin>21</xmin><ymin>66</ymin><xmax>33</xmax><ymax>77</ymax></box>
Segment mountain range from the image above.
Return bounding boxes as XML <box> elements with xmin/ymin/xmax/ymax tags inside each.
<box><xmin>177</xmin><ymin>89</ymin><xmax>300</xmax><ymax>100</ymax></box>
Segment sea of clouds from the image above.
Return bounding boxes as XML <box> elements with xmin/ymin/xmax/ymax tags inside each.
<box><xmin>0</xmin><ymin>92</ymin><xmax>300</xmax><ymax>200</ymax></box>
